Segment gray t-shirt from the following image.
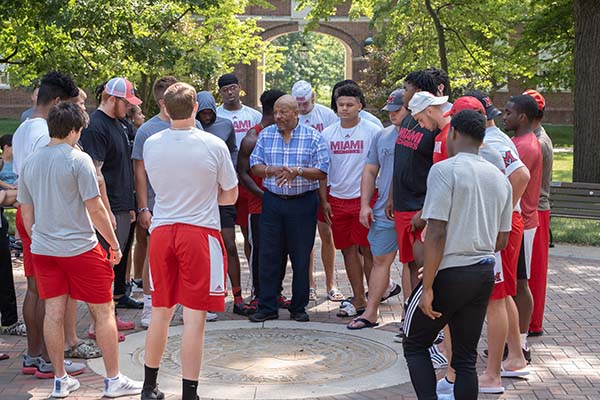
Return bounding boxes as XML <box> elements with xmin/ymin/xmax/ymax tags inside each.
<box><xmin>366</xmin><ymin>125</ymin><xmax>397</xmax><ymax>228</ymax></box>
<box><xmin>535</xmin><ymin>126</ymin><xmax>553</xmax><ymax>211</ymax></box>
<box><xmin>131</xmin><ymin>115</ymin><xmax>202</xmax><ymax>211</ymax></box>
<box><xmin>422</xmin><ymin>152</ymin><xmax>513</xmax><ymax>270</ymax></box>
<box><xmin>479</xmin><ymin>144</ymin><xmax>505</xmax><ymax>172</ymax></box>
<box><xmin>17</xmin><ymin>144</ymin><xmax>100</xmax><ymax>257</ymax></box>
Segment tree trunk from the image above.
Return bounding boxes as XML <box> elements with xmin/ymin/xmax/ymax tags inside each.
<box><xmin>573</xmin><ymin>0</ymin><xmax>600</xmax><ymax>183</ymax></box>
<box><xmin>424</xmin><ymin>0</ymin><xmax>449</xmax><ymax>74</ymax></box>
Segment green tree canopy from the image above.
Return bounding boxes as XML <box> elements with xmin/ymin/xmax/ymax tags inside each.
<box><xmin>297</xmin><ymin>0</ymin><xmax>574</xmax><ymax>98</ymax></box>
<box><xmin>0</xmin><ymin>0</ymin><xmax>281</xmax><ymax>113</ymax></box>
<box><xmin>265</xmin><ymin>32</ymin><xmax>346</xmax><ymax>104</ymax></box>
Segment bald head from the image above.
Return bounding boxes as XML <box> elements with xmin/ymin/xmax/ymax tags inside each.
<box><xmin>274</xmin><ymin>95</ymin><xmax>299</xmax><ymax>111</ymax></box>
<box><xmin>274</xmin><ymin>94</ymin><xmax>299</xmax><ymax>134</ymax></box>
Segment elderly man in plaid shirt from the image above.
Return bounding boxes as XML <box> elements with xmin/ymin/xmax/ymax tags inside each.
<box><xmin>248</xmin><ymin>95</ymin><xmax>329</xmax><ymax>323</ymax></box>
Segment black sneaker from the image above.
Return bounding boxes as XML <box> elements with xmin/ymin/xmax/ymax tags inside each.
<box><xmin>249</xmin><ymin>312</ymin><xmax>278</xmax><ymax>323</ymax></box>
<box><xmin>233</xmin><ymin>303</ymin><xmax>251</xmax><ymax>316</ymax></box>
<box><xmin>290</xmin><ymin>312</ymin><xmax>309</xmax><ymax>322</ymax></box>
<box><xmin>141</xmin><ymin>385</ymin><xmax>164</xmax><ymax>400</ymax></box>
<box><xmin>523</xmin><ymin>347</ymin><xmax>532</xmax><ymax>364</ymax></box>
<box><xmin>115</xmin><ymin>295</ymin><xmax>143</xmax><ymax>309</ymax></box>
<box><xmin>528</xmin><ymin>330</ymin><xmax>543</xmax><ymax>337</ymax></box>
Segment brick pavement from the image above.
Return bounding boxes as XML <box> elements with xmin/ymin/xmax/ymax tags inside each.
<box><xmin>1</xmin><ymin>237</ymin><xmax>600</xmax><ymax>400</ymax></box>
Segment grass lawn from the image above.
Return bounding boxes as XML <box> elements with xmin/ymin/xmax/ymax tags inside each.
<box><xmin>0</xmin><ymin>118</ymin><xmax>20</xmax><ymax>135</ymax></box>
<box><xmin>545</xmin><ymin>124</ymin><xmax>573</xmax><ymax>148</ymax></box>
<box><xmin>550</xmin><ymin>150</ymin><xmax>600</xmax><ymax>246</ymax></box>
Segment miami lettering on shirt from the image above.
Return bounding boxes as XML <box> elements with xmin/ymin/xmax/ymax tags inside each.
<box><xmin>502</xmin><ymin>149</ymin><xmax>517</xmax><ymax>169</ymax></box>
<box><xmin>396</xmin><ymin>126</ymin><xmax>424</xmax><ymax>150</ymax></box>
<box><xmin>303</xmin><ymin>120</ymin><xmax>324</xmax><ymax>132</ymax></box>
<box><xmin>330</xmin><ymin>140</ymin><xmax>365</xmax><ymax>154</ymax></box>
<box><xmin>232</xmin><ymin>117</ymin><xmax>252</xmax><ymax>134</ymax></box>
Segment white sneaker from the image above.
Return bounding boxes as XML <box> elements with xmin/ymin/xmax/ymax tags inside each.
<box><xmin>206</xmin><ymin>312</ymin><xmax>218</xmax><ymax>322</ymax></box>
<box><xmin>141</xmin><ymin>304</ymin><xmax>152</xmax><ymax>328</ymax></box>
<box><xmin>103</xmin><ymin>373</ymin><xmax>143</xmax><ymax>398</ymax></box>
<box><xmin>51</xmin><ymin>375</ymin><xmax>80</xmax><ymax>398</ymax></box>
<box><xmin>437</xmin><ymin>377</ymin><xmax>454</xmax><ymax>395</ymax></box>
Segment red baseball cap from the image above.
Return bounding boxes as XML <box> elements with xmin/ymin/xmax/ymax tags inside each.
<box><xmin>523</xmin><ymin>89</ymin><xmax>545</xmax><ymax>111</ymax></box>
<box><xmin>105</xmin><ymin>77</ymin><xmax>142</xmax><ymax>105</ymax></box>
<box><xmin>443</xmin><ymin>96</ymin><xmax>486</xmax><ymax>117</ymax></box>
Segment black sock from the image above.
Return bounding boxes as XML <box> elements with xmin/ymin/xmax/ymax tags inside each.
<box><xmin>143</xmin><ymin>365</ymin><xmax>159</xmax><ymax>389</ymax></box>
<box><xmin>182</xmin><ymin>378</ymin><xmax>198</xmax><ymax>400</ymax></box>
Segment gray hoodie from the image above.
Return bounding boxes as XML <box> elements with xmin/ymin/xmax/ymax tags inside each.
<box><xmin>196</xmin><ymin>91</ymin><xmax>238</xmax><ymax>165</ymax></box>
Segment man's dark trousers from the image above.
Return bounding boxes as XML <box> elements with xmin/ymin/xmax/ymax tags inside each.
<box><xmin>257</xmin><ymin>190</ymin><xmax>317</xmax><ymax>316</ymax></box>
<box><xmin>0</xmin><ymin>210</ymin><xmax>18</xmax><ymax>327</ymax></box>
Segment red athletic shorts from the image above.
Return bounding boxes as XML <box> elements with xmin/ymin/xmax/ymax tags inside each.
<box><xmin>149</xmin><ymin>224</ymin><xmax>227</xmax><ymax>311</ymax></box>
<box><xmin>33</xmin><ymin>243</ymin><xmax>114</xmax><ymax>303</ymax></box>
<box><xmin>394</xmin><ymin>211</ymin><xmax>424</xmax><ymax>264</ymax></box>
<box><xmin>328</xmin><ymin>195</ymin><xmax>370</xmax><ymax>249</ymax></box>
<box><xmin>490</xmin><ymin>211</ymin><xmax>524</xmax><ymax>300</ymax></box>
<box><xmin>235</xmin><ymin>185</ymin><xmax>249</xmax><ymax>227</ymax></box>
<box><xmin>16</xmin><ymin>206</ymin><xmax>35</xmax><ymax>277</ymax></box>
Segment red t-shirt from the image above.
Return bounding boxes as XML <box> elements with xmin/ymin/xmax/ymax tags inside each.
<box><xmin>433</xmin><ymin>123</ymin><xmax>450</xmax><ymax>164</ymax></box>
<box><xmin>512</xmin><ymin>133</ymin><xmax>542</xmax><ymax>229</ymax></box>
<box><xmin>246</xmin><ymin>124</ymin><xmax>264</xmax><ymax>215</ymax></box>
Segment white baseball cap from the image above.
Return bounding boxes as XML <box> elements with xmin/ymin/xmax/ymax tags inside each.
<box><xmin>408</xmin><ymin>91</ymin><xmax>448</xmax><ymax>116</ymax></box>
<box><xmin>292</xmin><ymin>80</ymin><xmax>313</xmax><ymax>102</ymax></box>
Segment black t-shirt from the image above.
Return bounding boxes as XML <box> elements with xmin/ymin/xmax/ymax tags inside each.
<box><xmin>80</xmin><ymin>110</ymin><xmax>135</xmax><ymax>213</ymax></box>
<box><xmin>392</xmin><ymin>114</ymin><xmax>437</xmax><ymax>212</ymax></box>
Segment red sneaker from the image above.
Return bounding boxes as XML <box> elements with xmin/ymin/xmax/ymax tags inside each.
<box><xmin>278</xmin><ymin>295</ymin><xmax>291</xmax><ymax>309</ymax></box>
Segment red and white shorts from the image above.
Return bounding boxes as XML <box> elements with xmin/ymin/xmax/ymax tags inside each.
<box><xmin>490</xmin><ymin>212</ymin><xmax>524</xmax><ymax>300</ymax></box>
<box><xmin>16</xmin><ymin>206</ymin><xmax>35</xmax><ymax>278</ymax></box>
<box><xmin>394</xmin><ymin>211</ymin><xmax>424</xmax><ymax>264</ymax></box>
<box><xmin>149</xmin><ymin>224</ymin><xmax>227</xmax><ymax>311</ymax></box>
<box><xmin>33</xmin><ymin>243</ymin><xmax>114</xmax><ymax>303</ymax></box>
<box><xmin>328</xmin><ymin>195</ymin><xmax>370</xmax><ymax>250</ymax></box>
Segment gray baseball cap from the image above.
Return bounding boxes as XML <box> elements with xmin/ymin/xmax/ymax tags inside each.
<box><xmin>382</xmin><ymin>89</ymin><xmax>405</xmax><ymax>112</ymax></box>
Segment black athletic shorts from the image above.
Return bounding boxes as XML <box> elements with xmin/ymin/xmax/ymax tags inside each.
<box><xmin>516</xmin><ymin>236</ymin><xmax>527</xmax><ymax>280</ymax></box>
<box><xmin>219</xmin><ymin>205</ymin><xmax>237</xmax><ymax>229</ymax></box>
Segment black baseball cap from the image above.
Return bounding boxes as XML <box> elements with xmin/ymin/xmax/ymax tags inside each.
<box><xmin>465</xmin><ymin>90</ymin><xmax>502</xmax><ymax>120</ymax></box>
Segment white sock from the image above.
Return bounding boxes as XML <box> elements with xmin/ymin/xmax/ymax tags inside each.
<box><xmin>107</xmin><ymin>373</ymin><xmax>121</xmax><ymax>381</ymax></box>
<box><xmin>56</xmin><ymin>374</ymin><xmax>68</xmax><ymax>381</ymax></box>
<box><xmin>520</xmin><ymin>333</ymin><xmax>528</xmax><ymax>350</ymax></box>
<box><xmin>143</xmin><ymin>294</ymin><xmax>152</xmax><ymax>308</ymax></box>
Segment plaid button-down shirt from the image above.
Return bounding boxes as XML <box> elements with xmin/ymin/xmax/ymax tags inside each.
<box><xmin>250</xmin><ymin>122</ymin><xmax>329</xmax><ymax>195</ymax></box>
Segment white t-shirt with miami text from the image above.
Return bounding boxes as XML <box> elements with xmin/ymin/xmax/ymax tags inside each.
<box><xmin>299</xmin><ymin>103</ymin><xmax>337</xmax><ymax>132</ymax></box>
<box><xmin>216</xmin><ymin>105</ymin><xmax>262</xmax><ymax>149</ymax></box>
<box><xmin>321</xmin><ymin>118</ymin><xmax>379</xmax><ymax>199</ymax></box>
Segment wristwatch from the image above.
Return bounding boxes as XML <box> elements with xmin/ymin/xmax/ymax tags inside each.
<box><xmin>137</xmin><ymin>207</ymin><xmax>150</xmax><ymax>213</ymax></box>
<box><xmin>297</xmin><ymin>167</ymin><xmax>304</xmax><ymax>176</ymax></box>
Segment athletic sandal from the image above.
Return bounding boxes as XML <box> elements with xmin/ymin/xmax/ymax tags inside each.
<box><xmin>381</xmin><ymin>283</ymin><xmax>402</xmax><ymax>302</ymax></box>
<box><xmin>88</xmin><ymin>331</ymin><xmax>126</xmax><ymax>342</ymax></box>
<box><xmin>336</xmin><ymin>302</ymin><xmax>365</xmax><ymax>318</ymax></box>
<box><xmin>64</xmin><ymin>340</ymin><xmax>102</xmax><ymax>359</ymax></box>
<box><xmin>479</xmin><ymin>385</ymin><xmax>505</xmax><ymax>394</ymax></box>
<box><xmin>327</xmin><ymin>288</ymin><xmax>344</xmax><ymax>302</ymax></box>
<box><xmin>278</xmin><ymin>295</ymin><xmax>291</xmax><ymax>309</ymax></box>
<box><xmin>309</xmin><ymin>288</ymin><xmax>317</xmax><ymax>301</ymax></box>
<box><xmin>347</xmin><ymin>317</ymin><xmax>379</xmax><ymax>330</ymax></box>
<box><xmin>500</xmin><ymin>365</ymin><xmax>530</xmax><ymax>378</ymax></box>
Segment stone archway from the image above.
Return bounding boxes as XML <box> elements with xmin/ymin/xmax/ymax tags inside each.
<box><xmin>234</xmin><ymin>1</ymin><xmax>374</xmax><ymax>108</ymax></box>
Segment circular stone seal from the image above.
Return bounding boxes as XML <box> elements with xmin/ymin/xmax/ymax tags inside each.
<box><xmin>88</xmin><ymin>320</ymin><xmax>410</xmax><ymax>399</ymax></box>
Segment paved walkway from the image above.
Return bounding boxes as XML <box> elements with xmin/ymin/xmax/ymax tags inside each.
<box><xmin>1</xmin><ymin>236</ymin><xmax>600</xmax><ymax>399</ymax></box>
